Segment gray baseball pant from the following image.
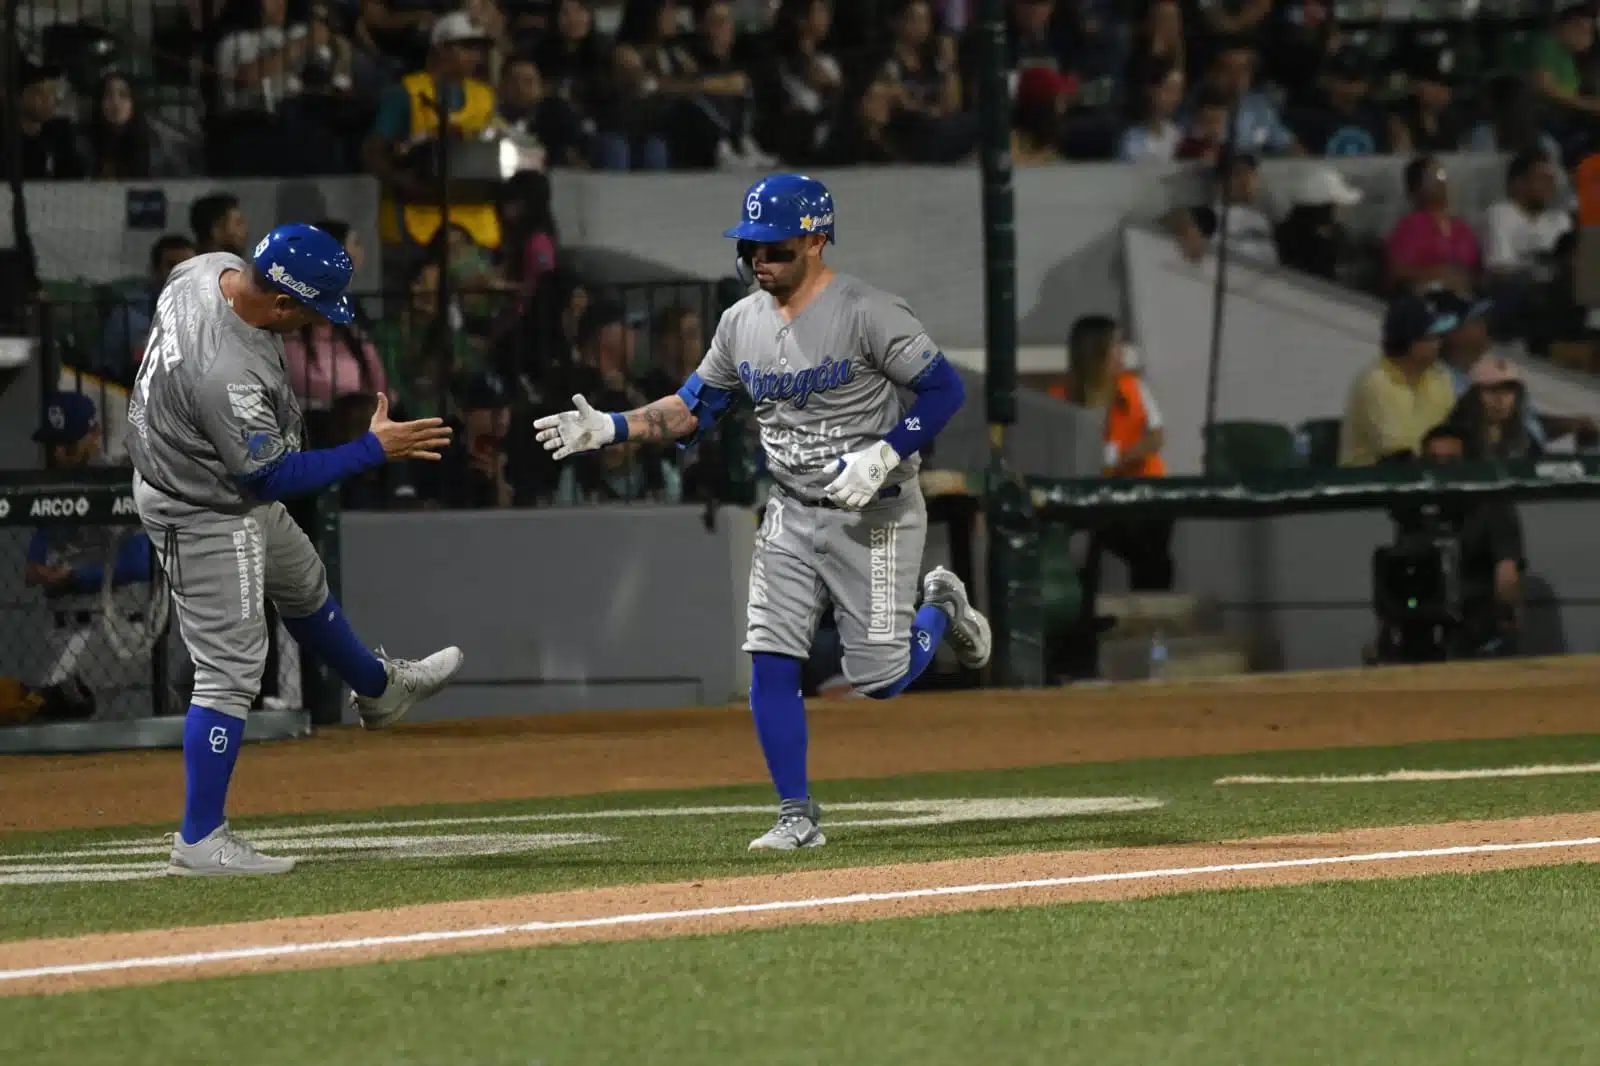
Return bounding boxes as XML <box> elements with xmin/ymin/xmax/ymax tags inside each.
<box><xmin>744</xmin><ymin>484</ymin><xmax>926</xmax><ymax>691</ymax></box>
<box><xmin>134</xmin><ymin>480</ymin><xmax>327</xmax><ymax>719</ymax></box>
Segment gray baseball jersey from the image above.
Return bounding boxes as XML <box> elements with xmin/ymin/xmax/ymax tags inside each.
<box><xmin>126</xmin><ymin>252</ymin><xmax>304</xmax><ymax>515</ymax></box>
<box><xmin>694</xmin><ymin>274</ymin><xmax>940</xmax><ymax>500</ymax></box>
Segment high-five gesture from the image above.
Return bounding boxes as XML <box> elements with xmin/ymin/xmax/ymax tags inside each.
<box><xmin>369</xmin><ymin>393</ymin><xmax>453</xmax><ymax>461</ymax></box>
<box><xmin>534</xmin><ymin>393</ymin><xmax>617</xmax><ymax>460</ymax></box>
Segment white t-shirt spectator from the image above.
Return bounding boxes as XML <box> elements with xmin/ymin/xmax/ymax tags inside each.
<box><xmin>1118</xmin><ymin>121</ymin><xmax>1180</xmax><ymax>163</ymax></box>
<box><xmin>1483</xmin><ymin>199</ymin><xmax>1571</xmax><ymax>276</ymax></box>
<box><xmin>216</xmin><ymin>23</ymin><xmax>309</xmax><ymax>111</ymax></box>
<box><xmin>1191</xmin><ymin>201</ymin><xmax>1280</xmax><ymax>264</ymax></box>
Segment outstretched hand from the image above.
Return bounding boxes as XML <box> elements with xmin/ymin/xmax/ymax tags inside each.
<box><xmin>369</xmin><ymin>393</ymin><xmax>453</xmax><ymax>461</ymax></box>
<box><xmin>533</xmin><ymin>393</ymin><xmax>617</xmax><ymax>460</ymax></box>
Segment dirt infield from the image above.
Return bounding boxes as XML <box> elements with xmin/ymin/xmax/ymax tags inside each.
<box><xmin>2</xmin><ymin>812</ymin><xmax>1596</xmax><ymax>997</ymax></box>
<box><xmin>5</xmin><ymin>656</ymin><xmax>1600</xmax><ymax>834</ymax></box>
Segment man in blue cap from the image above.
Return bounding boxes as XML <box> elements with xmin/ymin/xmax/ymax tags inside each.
<box><xmin>1339</xmin><ymin>293</ymin><xmax>1460</xmax><ymax>466</ymax></box>
<box><xmin>125</xmin><ymin>222</ymin><xmax>464</xmax><ymax>876</ymax></box>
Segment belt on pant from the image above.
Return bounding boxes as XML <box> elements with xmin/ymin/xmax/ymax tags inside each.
<box><xmin>811</xmin><ymin>484</ymin><xmax>903</xmax><ymax>510</ymax></box>
<box><xmin>54</xmin><ymin>611</ymin><xmax>145</xmax><ymax>630</ymax></box>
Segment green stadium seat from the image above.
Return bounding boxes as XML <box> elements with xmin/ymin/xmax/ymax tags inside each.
<box><xmin>1298</xmin><ymin>418</ymin><xmax>1343</xmax><ymax>470</ymax></box>
<box><xmin>1204</xmin><ymin>420</ymin><xmax>1302</xmax><ymax>478</ymax></box>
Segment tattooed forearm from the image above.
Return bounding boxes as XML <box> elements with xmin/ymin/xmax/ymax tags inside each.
<box><xmin>624</xmin><ymin>396</ymin><xmax>695</xmax><ymax>443</ymax></box>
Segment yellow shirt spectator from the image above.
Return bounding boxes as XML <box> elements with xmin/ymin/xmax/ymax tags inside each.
<box><xmin>1339</xmin><ymin>294</ymin><xmax>1460</xmax><ymax>466</ymax></box>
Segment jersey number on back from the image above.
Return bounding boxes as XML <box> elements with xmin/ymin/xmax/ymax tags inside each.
<box><xmin>134</xmin><ymin>297</ymin><xmax>182</xmax><ymax>405</ymax></box>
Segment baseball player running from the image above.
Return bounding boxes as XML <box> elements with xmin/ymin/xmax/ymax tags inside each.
<box><xmin>127</xmin><ymin>223</ymin><xmax>464</xmax><ymax>876</ymax></box>
<box><xmin>536</xmin><ymin>174</ymin><xmax>991</xmax><ymax>851</ymax></box>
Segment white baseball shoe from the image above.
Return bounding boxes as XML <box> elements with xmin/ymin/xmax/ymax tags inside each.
<box><xmin>749</xmin><ymin>800</ymin><xmax>826</xmax><ymax>852</ymax></box>
<box><xmin>353</xmin><ymin>646</ymin><xmax>464</xmax><ymax>730</ymax></box>
<box><xmin>169</xmin><ymin>822</ymin><xmax>295</xmax><ymax>877</ymax></box>
<box><xmin>921</xmin><ymin>566</ymin><xmax>993</xmax><ymax>669</ymax></box>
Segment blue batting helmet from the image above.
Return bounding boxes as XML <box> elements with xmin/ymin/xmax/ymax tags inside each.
<box><xmin>251</xmin><ymin>223</ymin><xmax>356</xmax><ymax>324</ymax></box>
<box><xmin>724</xmin><ymin>174</ymin><xmax>836</xmax><ymax>245</ymax></box>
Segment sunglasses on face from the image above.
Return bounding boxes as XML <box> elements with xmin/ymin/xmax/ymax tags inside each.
<box><xmin>737</xmin><ymin>240</ymin><xmax>800</xmax><ymax>264</ymax></box>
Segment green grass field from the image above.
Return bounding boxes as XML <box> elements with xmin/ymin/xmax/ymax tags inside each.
<box><xmin>4</xmin><ymin>732</ymin><xmax>1600</xmax><ymax>1065</ymax></box>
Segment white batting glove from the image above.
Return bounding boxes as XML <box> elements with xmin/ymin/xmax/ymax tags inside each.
<box><xmin>823</xmin><ymin>440</ymin><xmax>901</xmax><ymax>510</ymax></box>
<box><xmin>533</xmin><ymin>393</ymin><xmax>615</xmax><ymax>460</ymax></box>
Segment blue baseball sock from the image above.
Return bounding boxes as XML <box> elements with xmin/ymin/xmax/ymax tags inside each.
<box><xmin>181</xmin><ymin>704</ymin><xmax>245</xmax><ymax>845</ymax></box>
<box><xmin>864</xmin><ymin>604</ymin><xmax>949</xmax><ymax>700</ymax></box>
<box><xmin>282</xmin><ymin>596</ymin><xmax>387</xmax><ymax>698</ymax></box>
<box><xmin>749</xmin><ymin>652</ymin><xmax>808</xmax><ymax>802</ymax></box>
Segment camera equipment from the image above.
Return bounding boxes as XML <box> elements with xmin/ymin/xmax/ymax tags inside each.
<box><xmin>1371</xmin><ymin>502</ymin><xmax>1463</xmax><ymax>664</ymax></box>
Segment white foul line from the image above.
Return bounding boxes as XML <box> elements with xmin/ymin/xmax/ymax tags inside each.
<box><xmin>3</xmin><ymin>836</ymin><xmax>1598</xmax><ymax>986</ymax></box>
<box><xmin>1216</xmin><ymin>762</ymin><xmax>1600</xmax><ymax>785</ymax></box>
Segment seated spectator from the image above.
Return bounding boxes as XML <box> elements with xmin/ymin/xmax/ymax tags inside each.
<box><xmin>1275</xmin><ymin>165</ymin><xmax>1362</xmax><ymax>281</ymax></box>
<box><xmin>604</xmin><ymin>0</ymin><xmax>693</xmax><ymax>170</ymax></box>
<box><xmin>820</xmin><ymin>73</ymin><xmax>909</xmax><ymax>164</ymax></box>
<box><xmin>1258</xmin><ymin>0</ymin><xmax>1337</xmax><ymax>109</ymax></box>
<box><xmin>496</xmin><ymin>54</ymin><xmax>587</xmax><ymax>166</ymax></box>
<box><xmin>415</xmin><ymin>370</ymin><xmax>516</xmax><ymax>507</ymax></box>
<box><xmin>535</xmin><ymin>0</ymin><xmax>616</xmax><ymax>165</ymax></box>
<box><xmin>435</xmin><ymin>223</ymin><xmax>518</xmax><ymax>336</ymax></box>
<box><xmin>1125</xmin><ymin>0</ymin><xmax>1184</xmax><ymax>93</ymax></box>
<box><xmin>1338</xmin><ymin>293</ymin><xmax>1458</xmax><ymax>466</ymax></box>
<box><xmin>370</xmin><ymin>257</ymin><xmax>482</xmax><ymax>416</ymax></box>
<box><xmin>190</xmin><ymin>192</ymin><xmax>251</xmax><ymax>256</ymax></box>
<box><xmin>366</xmin><ymin>12</ymin><xmax>504</xmax><ymax>254</ymax></box>
<box><xmin>691</xmin><ymin>0</ymin><xmax>775</xmax><ymax>168</ymax></box>
<box><xmin>1118</xmin><ymin>60</ymin><xmax>1183</xmax><ymax>163</ymax></box>
<box><xmin>1483</xmin><ymin>149</ymin><xmax>1571</xmax><ymax>335</ymax></box>
<box><xmin>1466</xmin><ymin>72</ymin><xmax>1566</xmax><ymax>164</ymax></box>
<box><xmin>359</xmin><ymin>0</ymin><xmax>446</xmax><ymax>71</ymax></box>
<box><xmin>1386</xmin><ymin>155</ymin><xmax>1479</xmax><ymax>295</ymax></box>
<box><xmin>464</xmin><ymin>0</ymin><xmax>516</xmax><ymax>83</ymax></box>
<box><xmin>100</xmin><ymin>235</ymin><xmax>195</xmax><ymax>383</ymax></box>
<box><xmin>215</xmin><ymin>0</ymin><xmax>332</xmax><ymax>111</ymax></box>
<box><xmin>638</xmin><ymin>305</ymin><xmax>702</xmax><ymax>396</ymax></box>
<box><xmin>1062</xmin><ymin>0</ymin><xmax>1130</xmax><ymax>90</ymax></box>
<box><xmin>573</xmin><ymin>299</ymin><xmax>647</xmax><ymax>406</ymax></box>
<box><xmin>983</xmin><ymin>0</ymin><xmax>1071</xmax><ymax>86</ymax></box>
<box><xmin>765</xmin><ymin>0</ymin><xmax>843</xmax><ymax>165</ymax></box>
<box><xmin>84</xmin><ymin>73</ymin><xmax>165</xmax><ymax>179</ymax></box>
<box><xmin>1012</xmin><ymin>66</ymin><xmax>1073</xmax><ymax>166</ymax></box>
<box><xmin>1175</xmin><ymin>85</ymin><xmax>1229</xmax><ymax>162</ymax></box>
<box><xmin>1288</xmin><ymin>47</ymin><xmax>1387</xmax><ymax>158</ymax></box>
<box><xmin>495</xmin><ymin>170</ymin><xmax>560</xmax><ymax>314</ymax></box>
<box><xmin>281</xmin><ymin>309</ymin><xmax>391</xmax><ymax>411</ymax></box>
<box><xmin>1191</xmin><ymin>37</ymin><xmax>1298</xmax><ymax>157</ymax></box>
<box><xmin>1387</xmin><ymin>48</ymin><xmax>1465</xmax><ymax>156</ymax></box>
<box><xmin>1445</xmin><ymin>356</ymin><xmax>1542</xmax><ymax>461</ymax></box>
<box><xmin>1523</xmin><ymin>2</ymin><xmax>1600</xmax><ymax>142</ymax></box>
<box><xmin>1167</xmin><ymin>152</ymin><xmax>1278</xmax><ymax>264</ymax></box>
<box><xmin>878</xmin><ymin>0</ymin><xmax>973</xmax><ymax>163</ymax></box>
<box><xmin>18</xmin><ymin>61</ymin><xmax>86</xmax><ymax>180</ymax></box>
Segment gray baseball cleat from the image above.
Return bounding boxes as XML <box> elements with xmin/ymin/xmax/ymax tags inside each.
<box><xmin>169</xmin><ymin>822</ymin><xmax>296</xmax><ymax>876</ymax></box>
<box><xmin>921</xmin><ymin>566</ymin><xmax>993</xmax><ymax>669</ymax></box>
<box><xmin>353</xmin><ymin>646</ymin><xmax>464</xmax><ymax>730</ymax></box>
<box><xmin>749</xmin><ymin>799</ymin><xmax>826</xmax><ymax>852</ymax></box>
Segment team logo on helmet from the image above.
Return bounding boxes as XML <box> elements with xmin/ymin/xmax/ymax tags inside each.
<box><xmin>254</xmin><ymin>236</ymin><xmax>270</xmax><ymax>258</ymax></box>
<box><xmin>266</xmin><ymin>262</ymin><xmax>321</xmax><ymax>300</ymax></box>
<box><xmin>799</xmin><ymin>213</ymin><xmax>834</xmax><ymax>232</ymax></box>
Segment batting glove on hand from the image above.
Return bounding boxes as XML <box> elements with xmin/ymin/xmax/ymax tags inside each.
<box><xmin>823</xmin><ymin>440</ymin><xmax>901</xmax><ymax>510</ymax></box>
<box><xmin>534</xmin><ymin>393</ymin><xmax>615</xmax><ymax>460</ymax></box>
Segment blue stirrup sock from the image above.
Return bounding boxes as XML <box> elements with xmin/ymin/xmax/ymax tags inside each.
<box><xmin>181</xmin><ymin>705</ymin><xmax>245</xmax><ymax>845</ymax></box>
<box><xmin>864</xmin><ymin>604</ymin><xmax>949</xmax><ymax>700</ymax></box>
<box><xmin>749</xmin><ymin>652</ymin><xmax>808</xmax><ymax>802</ymax></box>
<box><xmin>282</xmin><ymin>595</ymin><xmax>388</xmax><ymax>698</ymax></box>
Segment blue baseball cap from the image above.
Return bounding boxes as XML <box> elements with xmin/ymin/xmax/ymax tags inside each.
<box><xmin>251</xmin><ymin>223</ymin><xmax>355</xmax><ymax>324</ymax></box>
<box><xmin>34</xmin><ymin>392</ymin><xmax>98</xmax><ymax>445</ymax></box>
<box><xmin>1382</xmin><ymin>294</ymin><xmax>1457</xmax><ymax>356</ymax></box>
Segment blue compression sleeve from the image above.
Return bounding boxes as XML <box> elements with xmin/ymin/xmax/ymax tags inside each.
<box><xmin>242</xmin><ymin>432</ymin><xmax>386</xmax><ymax>501</ymax></box>
<box><xmin>69</xmin><ymin>533</ymin><xmax>154</xmax><ymax>593</ymax></box>
<box><xmin>674</xmin><ymin>372</ymin><xmax>736</xmax><ymax>447</ymax></box>
<box><xmin>882</xmin><ymin>355</ymin><xmax>965</xmax><ymax>459</ymax></box>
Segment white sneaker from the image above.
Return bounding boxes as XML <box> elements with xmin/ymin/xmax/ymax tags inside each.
<box><xmin>748</xmin><ymin>800</ymin><xmax>826</xmax><ymax>851</ymax></box>
<box><xmin>921</xmin><ymin>566</ymin><xmax>993</xmax><ymax>669</ymax></box>
<box><xmin>169</xmin><ymin>822</ymin><xmax>296</xmax><ymax>876</ymax></box>
<box><xmin>352</xmin><ymin>646</ymin><xmax>464</xmax><ymax>730</ymax></box>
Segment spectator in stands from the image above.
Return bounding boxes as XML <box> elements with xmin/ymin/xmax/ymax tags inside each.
<box><xmin>18</xmin><ymin>61</ymin><xmax>86</xmax><ymax>180</ymax></box>
<box><xmin>1483</xmin><ymin>149</ymin><xmax>1571</xmax><ymax>336</ymax></box>
<box><xmin>1445</xmin><ymin>355</ymin><xmax>1541</xmax><ymax>462</ymax></box>
<box><xmin>1466</xmin><ymin>72</ymin><xmax>1566</xmax><ymax>164</ymax></box>
<box><xmin>465</xmin><ymin>0</ymin><xmax>517</xmax><ymax>83</ymax></box>
<box><xmin>100</xmin><ymin>235</ymin><xmax>196</xmax><ymax>383</ymax></box>
<box><xmin>190</xmin><ymin>192</ymin><xmax>251</xmax><ymax>256</ymax></box>
<box><xmin>1125</xmin><ymin>0</ymin><xmax>1184</xmax><ymax>93</ymax></box>
<box><xmin>1289</xmin><ymin>47</ymin><xmax>1387</xmax><ymax>158</ymax></box>
<box><xmin>766</xmin><ymin>0</ymin><xmax>843</xmax><ymax>165</ymax></box>
<box><xmin>370</xmin><ymin>257</ymin><xmax>482</xmax><ymax>416</ymax></box>
<box><xmin>535</xmin><ymin>0</ymin><xmax>614</xmax><ymax>162</ymax></box>
<box><xmin>1338</xmin><ymin>293</ymin><xmax>1458</xmax><ymax>467</ymax></box>
<box><xmin>328</xmin><ymin>392</ymin><xmax>419</xmax><ymax>508</ymax></box>
<box><xmin>436</xmin><ymin>223</ymin><xmax>518</xmax><ymax>336</ymax></box>
<box><xmin>1175</xmin><ymin>85</ymin><xmax>1228</xmax><ymax>162</ymax></box>
<box><xmin>603</xmin><ymin>0</ymin><xmax>694</xmax><ymax>170</ymax></box>
<box><xmin>1275</xmin><ymin>165</ymin><xmax>1361</xmax><ymax>282</ymax></box>
<box><xmin>1259</xmin><ymin>0</ymin><xmax>1338</xmax><ymax>109</ymax></box>
<box><xmin>1011</xmin><ymin>66</ymin><xmax>1073</xmax><ymax>166</ymax></box>
<box><xmin>281</xmin><ymin>301</ymin><xmax>391</xmax><ymax>411</ymax></box>
<box><xmin>1193</xmin><ymin>38</ymin><xmax>1298</xmax><ymax>157</ymax></box>
<box><xmin>575</xmin><ymin>299</ymin><xmax>648</xmax><ymax>406</ymax></box>
<box><xmin>821</xmin><ymin>73</ymin><xmax>909</xmax><ymax>163</ymax></box>
<box><xmin>85</xmin><ymin>73</ymin><xmax>163</xmax><ymax>179</ymax></box>
<box><xmin>359</xmin><ymin>0</ymin><xmax>446</xmax><ymax>71</ymax></box>
<box><xmin>690</xmin><ymin>0</ymin><xmax>775</xmax><ymax>168</ymax></box>
<box><xmin>496</xmin><ymin>54</ymin><xmax>588</xmax><ymax>165</ymax></box>
<box><xmin>367</xmin><ymin>13</ymin><xmax>505</xmax><ymax>254</ymax></box>
<box><xmin>1118</xmin><ymin>60</ymin><xmax>1183</xmax><ymax>163</ymax></box>
<box><xmin>417</xmin><ymin>370</ymin><xmax>517</xmax><ymax>507</ymax></box>
<box><xmin>216</xmin><ymin>0</ymin><xmax>312</xmax><ymax>111</ymax></box>
<box><xmin>995</xmin><ymin>0</ymin><xmax>1070</xmax><ymax>77</ymax></box>
<box><xmin>1386</xmin><ymin>155</ymin><xmax>1479</xmax><ymax>295</ymax></box>
<box><xmin>1167</xmin><ymin>152</ymin><xmax>1277</xmax><ymax>264</ymax></box>
<box><xmin>1053</xmin><ymin>313</ymin><xmax>1173</xmax><ymax>591</ymax></box>
<box><xmin>879</xmin><ymin>0</ymin><xmax>972</xmax><ymax>163</ymax></box>
<box><xmin>1524</xmin><ymin>2</ymin><xmax>1600</xmax><ymax>147</ymax></box>
<box><xmin>638</xmin><ymin>305</ymin><xmax>702</xmax><ymax>396</ymax></box>
<box><xmin>496</xmin><ymin>169</ymin><xmax>560</xmax><ymax>314</ymax></box>
<box><xmin>1387</xmin><ymin>48</ymin><xmax>1464</xmax><ymax>156</ymax></box>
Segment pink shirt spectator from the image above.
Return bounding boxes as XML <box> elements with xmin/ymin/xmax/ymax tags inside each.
<box><xmin>1386</xmin><ymin>210</ymin><xmax>1481</xmax><ymax>281</ymax></box>
<box><xmin>516</xmin><ymin>231</ymin><xmax>557</xmax><ymax>310</ymax></box>
<box><xmin>281</xmin><ymin>323</ymin><xmax>390</xmax><ymax>410</ymax></box>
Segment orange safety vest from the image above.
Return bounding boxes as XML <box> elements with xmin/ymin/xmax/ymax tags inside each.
<box><xmin>379</xmin><ymin>71</ymin><xmax>502</xmax><ymax>250</ymax></box>
<box><xmin>1579</xmin><ymin>154</ymin><xmax>1600</xmax><ymax>228</ymax></box>
<box><xmin>1048</xmin><ymin>373</ymin><xmax>1165</xmax><ymax>477</ymax></box>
